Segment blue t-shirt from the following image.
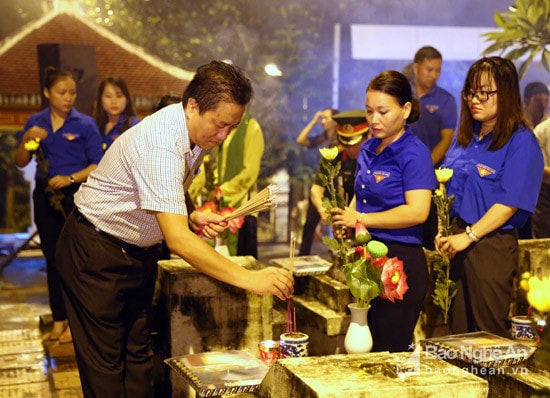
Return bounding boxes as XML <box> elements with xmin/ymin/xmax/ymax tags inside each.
<box><xmin>355</xmin><ymin>126</ymin><xmax>437</xmax><ymax>244</ymax></box>
<box><xmin>102</xmin><ymin>115</ymin><xmax>140</xmax><ymax>150</ymax></box>
<box><xmin>23</xmin><ymin>107</ymin><xmax>104</xmax><ymax>182</ymax></box>
<box><xmin>411</xmin><ymin>84</ymin><xmax>457</xmax><ymax>152</ymax></box>
<box><xmin>442</xmin><ymin>124</ymin><xmax>544</xmax><ymax>229</ymax></box>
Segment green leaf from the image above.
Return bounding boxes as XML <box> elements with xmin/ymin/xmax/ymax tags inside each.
<box><xmin>335</xmin><ymin>195</ymin><xmax>346</xmax><ymax>209</ymax></box>
<box><xmin>542</xmin><ymin>49</ymin><xmax>550</xmax><ymax>72</ymax></box>
<box><xmin>322</xmin><ymin>236</ymin><xmax>341</xmax><ymax>252</ymax></box>
<box><xmin>526</xmin><ymin>3</ymin><xmax>542</xmax><ymax>26</ymax></box>
<box><xmin>518</xmin><ymin>55</ymin><xmax>534</xmax><ymax>78</ymax></box>
<box><xmin>515</xmin><ymin>16</ymin><xmax>535</xmax><ymax>31</ymax></box>
<box><xmin>494</xmin><ymin>10</ymin><xmax>507</xmax><ymax>27</ymax></box>
<box><xmin>505</xmin><ymin>46</ymin><xmax>531</xmax><ymax>60</ymax></box>
<box><xmin>482</xmin><ymin>41</ymin><xmax>507</xmax><ymax>56</ymax></box>
<box><xmin>482</xmin><ymin>0</ymin><xmax>550</xmax><ymax>76</ymax></box>
<box><xmin>516</xmin><ymin>0</ymin><xmax>529</xmax><ymax>16</ymax></box>
<box><xmin>533</xmin><ymin>11</ymin><xmax>549</xmax><ymax>33</ymax></box>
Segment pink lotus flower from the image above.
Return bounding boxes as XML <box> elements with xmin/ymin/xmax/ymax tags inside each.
<box><xmin>355</xmin><ymin>220</ymin><xmax>371</xmax><ymax>244</ymax></box>
<box><xmin>196</xmin><ymin>201</ymin><xmax>217</xmax><ymax>213</ymax></box>
<box><xmin>219</xmin><ymin>206</ymin><xmax>244</xmax><ymax>233</ymax></box>
<box><xmin>195</xmin><ymin>202</ymin><xmax>245</xmax><ymax>237</ymax></box>
<box><xmin>381</xmin><ymin>257</ymin><xmax>408</xmax><ymax>303</ymax></box>
<box><xmin>355</xmin><ymin>246</ymin><xmax>386</xmax><ymax>268</ymax></box>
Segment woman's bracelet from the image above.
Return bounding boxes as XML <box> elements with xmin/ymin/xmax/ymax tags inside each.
<box><xmin>359</xmin><ymin>212</ymin><xmax>366</xmax><ymax>226</ymax></box>
<box><xmin>465</xmin><ymin>225</ymin><xmax>480</xmax><ymax>243</ymax></box>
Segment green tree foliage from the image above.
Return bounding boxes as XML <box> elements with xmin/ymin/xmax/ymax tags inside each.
<box><xmin>82</xmin><ymin>0</ymin><xmax>343</xmax><ymax>102</ymax></box>
<box><xmin>81</xmin><ymin>0</ymin><xmax>352</xmax><ymax>187</ymax></box>
<box><xmin>0</xmin><ymin>0</ymin><xmax>43</xmax><ymax>40</ymax></box>
<box><xmin>482</xmin><ymin>0</ymin><xmax>550</xmax><ymax>78</ymax></box>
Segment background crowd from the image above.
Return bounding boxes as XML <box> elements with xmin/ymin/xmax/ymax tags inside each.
<box><xmin>12</xmin><ymin>44</ymin><xmax>548</xmax><ymax>394</ymax></box>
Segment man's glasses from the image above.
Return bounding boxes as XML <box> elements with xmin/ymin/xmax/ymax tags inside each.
<box><xmin>462</xmin><ymin>90</ymin><xmax>498</xmax><ymax>102</ymax></box>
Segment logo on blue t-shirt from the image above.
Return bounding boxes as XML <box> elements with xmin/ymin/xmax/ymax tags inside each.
<box><xmin>425</xmin><ymin>104</ymin><xmax>439</xmax><ymax>113</ymax></box>
<box><xmin>63</xmin><ymin>133</ymin><xmax>79</xmax><ymax>141</ymax></box>
<box><xmin>476</xmin><ymin>163</ymin><xmax>495</xmax><ymax>177</ymax></box>
<box><xmin>373</xmin><ymin>171</ymin><xmax>390</xmax><ymax>183</ymax></box>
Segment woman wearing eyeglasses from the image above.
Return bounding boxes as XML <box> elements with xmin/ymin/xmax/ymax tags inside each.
<box><xmin>436</xmin><ymin>57</ymin><xmax>544</xmax><ymax>338</ymax></box>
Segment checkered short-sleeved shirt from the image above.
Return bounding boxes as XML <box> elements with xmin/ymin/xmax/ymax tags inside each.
<box><xmin>75</xmin><ymin>103</ymin><xmax>206</xmax><ymax>247</ymax></box>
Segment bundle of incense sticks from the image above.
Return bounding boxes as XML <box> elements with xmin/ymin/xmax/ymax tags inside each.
<box><xmin>286</xmin><ymin>236</ymin><xmax>296</xmax><ymax>333</ymax></box>
<box><xmin>224</xmin><ymin>184</ymin><xmax>280</xmax><ymax>221</ymax></box>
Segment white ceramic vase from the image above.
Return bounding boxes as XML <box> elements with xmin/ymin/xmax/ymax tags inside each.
<box><xmin>344</xmin><ymin>303</ymin><xmax>373</xmax><ymax>354</ymax></box>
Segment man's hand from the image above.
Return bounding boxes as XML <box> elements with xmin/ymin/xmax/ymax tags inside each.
<box><xmin>247</xmin><ymin>266</ymin><xmax>294</xmax><ymax>301</ymax></box>
<box><xmin>189</xmin><ymin>211</ymin><xmax>228</xmax><ymax>239</ymax></box>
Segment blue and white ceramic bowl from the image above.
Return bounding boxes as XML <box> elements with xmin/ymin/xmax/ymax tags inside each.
<box><xmin>511</xmin><ymin>316</ymin><xmax>536</xmax><ymax>341</ymax></box>
<box><xmin>280</xmin><ymin>332</ymin><xmax>309</xmax><ymax>358</ymax></box>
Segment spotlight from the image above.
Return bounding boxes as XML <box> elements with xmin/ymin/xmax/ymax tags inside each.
<box><xmin>264</xmin><ymin>64</ymin><xmax>283</xmax><ymax>77</ymax></box>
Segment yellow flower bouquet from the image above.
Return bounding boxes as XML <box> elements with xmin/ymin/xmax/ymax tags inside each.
<box><xmin>24</xmin><ymin>138</ymin><xmax>66</xmax><ymax>218</ymax></box>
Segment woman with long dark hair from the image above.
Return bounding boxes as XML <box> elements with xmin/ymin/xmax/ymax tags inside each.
<box><xmin>94</xmin><ymin>76</ymin><xmax>139</xmax><ymax>150</ymax></box>
<box><xmin>437</xmin><ymin>57</ymin><xmax>544</xmax><ymax>338</ymax></box>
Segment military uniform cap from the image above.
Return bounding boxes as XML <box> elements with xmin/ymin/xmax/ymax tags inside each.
<box><xmin>333</xmin><ymin>110</ymin><xmax>369</xmax><ymax>146</ymax></box>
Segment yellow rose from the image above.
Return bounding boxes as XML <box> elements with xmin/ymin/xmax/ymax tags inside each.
<box><xmin>24</xmin><ymin>138</ymin><xmax>40</xmax><ymax>152</ymax></box>
<box><xmin>319</xmin><ymin>146</ymin><xmax>338</xmax><ymax>161</ymax></box>
<box><xmin>435</xmin><ymin>168</ymin><xmax>453</xmax><ymax>183</ymax></box>
<box><xmin>526</xmin><ymin>276</ymin><xmax>550</xmax><ymax>313</ymax></box>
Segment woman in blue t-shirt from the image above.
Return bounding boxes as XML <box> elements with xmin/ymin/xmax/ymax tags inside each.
<box><xmin>94</xmin><ymin>77</ymin><xmax>139</xmax><ymax>150</ymax></box>
<box><xmin>436</xmin><ymin>57</ymin><xmax>544</xmax><ymax>338</ymax></box>
<box><xmin>15</xmin><ymin>66</ymin><xmax>104</xmax><ymax>343</ymax></box>
<box><xmin>332</xmin><ymin>70</ymin><xmax>437</xmax><ymax>352</ymax></box>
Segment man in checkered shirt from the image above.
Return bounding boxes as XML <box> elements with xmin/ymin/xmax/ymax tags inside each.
<box><xmin>56</xmin><ymin>61</ymin><xmax>294</xmax><ymax>398</ymax></box>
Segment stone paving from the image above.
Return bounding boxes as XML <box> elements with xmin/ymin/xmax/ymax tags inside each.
<box><xmin>0</xmin><ymin>234</ymin><xmax>82</xmax><ymax>397</ymax></box>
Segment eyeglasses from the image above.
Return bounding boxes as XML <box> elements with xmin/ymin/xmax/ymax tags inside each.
<box><xmin>462</xmin><ymin>90</ymin><xmax>498</xmax><ymax>102</ymax></box>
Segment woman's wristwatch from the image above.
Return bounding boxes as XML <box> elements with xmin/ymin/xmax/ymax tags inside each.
<box><xmin>465</xmin><ymin>225</ymin><xmax>480</xmax><ymax>243</ymax></box>
<box><xmin>69</xmin><ymin>175</ymin><xmax>76</xmax><ymax>184</ymax></box>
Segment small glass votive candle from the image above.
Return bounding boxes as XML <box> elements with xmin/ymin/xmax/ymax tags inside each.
<box><xmin>258</xmin><ymin>339</ymin><xmax>280</xmax><ymax>366</ymax></box>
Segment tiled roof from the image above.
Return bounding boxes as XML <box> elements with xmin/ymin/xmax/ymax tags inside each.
<box><xmin>0</xmin><ymin>10</ymin><xmax>193</xmax><ymax>97</ymax></box>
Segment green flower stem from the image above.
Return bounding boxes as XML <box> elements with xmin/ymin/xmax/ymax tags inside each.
<box><xmin>441</xmin><ymin>253</ymin><xmax>451</xmax><ymax>325</ymax></box>
<box><xmin>321</xmin><ymin>159</ymin><xmax>348</xmax><ymax>260</ymax></box>
<box><xmin>432</xmin><ymin>180</ymin><xmax>457</xmax><ymax>325</ymax></box>
<box><xmin>33</xmin><ymin>146</ymin><xmax>67</xmax><ymax>219</ymax></box>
